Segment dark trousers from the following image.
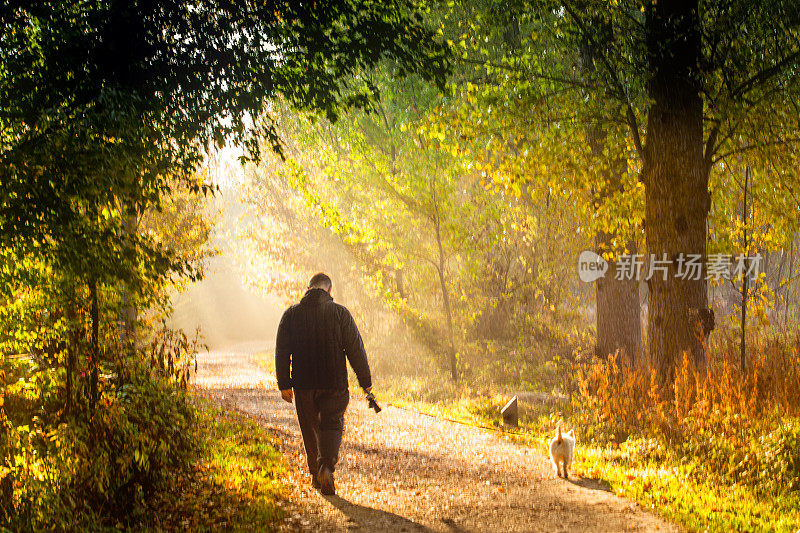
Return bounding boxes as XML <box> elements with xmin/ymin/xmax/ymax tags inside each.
<box><xmin>294</xmin><ymin>388</ymin><xmax>350</xmax><ymax>475</ymax></box>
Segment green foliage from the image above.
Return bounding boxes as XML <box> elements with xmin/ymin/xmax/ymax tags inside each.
<box><xmin>763</xmin><ymin>419</ymin><xmax>800</xmax><ymax>493</ymax></box>
<box><xmin>677</xmin><ymin>413</ymin><xmax>800</xmax><ymax>497</ymax></box>
<box><xmin>1</xmin><ymin>370</ymin><xmax>288</xmax><ymax>531</ymax></box>
<box><xmin>0</xmin><ymin>0</ymin><xmax>451</xmax><ymax>356</ymax></box>
<box><xmin>578</xmin><ymin>438</ymin><xmax>800</xmax><ymax>533</ymax></box>
<box><xmin>378</xmin><ymin>364</ymin><xmax>800</xmax><ymax>532</ymax></box>
<box><xmin>146</xmin><ymin>322</ymin><xmax>204</xmax><ymax>391</ymax></box>
<box><xmin>0</xmin><ymin>0</ymin><xmax>449</xmax><ymax>216</ymax></box>
<box><xmin>567</xmin><ymin>328</ymin><xmax>800</xmax><ymax>529</ymax></box>
<box><xmin>3</xmin><ymin>363</ymin><xmax>196</xmax><ymax>529</ymax></box>
<box><xmin>242</xmin><ymin>66</ymin><xmax>590</xmax><ymax>379</ymax></box>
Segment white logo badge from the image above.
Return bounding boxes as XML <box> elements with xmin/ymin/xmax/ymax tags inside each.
<box><xmin>578</xmin><ymin>251</ymin><xmax>608</xmax><ymax>283</ymax></box>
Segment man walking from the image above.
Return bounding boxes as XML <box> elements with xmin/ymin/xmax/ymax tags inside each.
<box><xmin>275</xmin><ymin>273</ymin><xmax>372</xmax><ymax>495</ymax></box>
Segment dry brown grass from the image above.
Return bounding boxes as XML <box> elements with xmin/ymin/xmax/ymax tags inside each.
<box><xmin>574</xmin><ymin>329</ymin><xmax>800</xmax><ymax>495</ymax></box>
<box><xmin>576</xmin><ymin>330</ymin><xmax>800</xmax><ymax>441</ymax></box>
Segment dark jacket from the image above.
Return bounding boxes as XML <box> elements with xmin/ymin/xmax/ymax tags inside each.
<box><xmin>275</xmin><ymin>288</ymin><xmax>371</xmax><ymax>391</ymax></box>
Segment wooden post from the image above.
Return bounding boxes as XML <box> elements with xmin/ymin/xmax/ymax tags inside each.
<box><xmin>501</xmin><ymin>396</ymin><xmax>519</xmax><ymax>428</ymax></box>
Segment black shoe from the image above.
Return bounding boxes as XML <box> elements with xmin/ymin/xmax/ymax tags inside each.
<box><xmin>317</xmin><ymin>465</ymin><xmax>335</xmax><ymax>495</ymax></box>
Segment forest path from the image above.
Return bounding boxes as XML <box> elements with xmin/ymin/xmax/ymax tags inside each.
<box><xmin>193</xmin><ymin>346</ymin><xmax>680</xmax><ymax>532</ymax></box>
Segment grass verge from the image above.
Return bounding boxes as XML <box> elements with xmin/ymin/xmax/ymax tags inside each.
<box><xmin>372</xmin><ymin>374</ymin><xmax>800</xmax><ymax>533</ymax></box>
<box><xmin>149</xmin><ymin>396</ymin><xmax>287</xmax><ymax>532</ymax></box>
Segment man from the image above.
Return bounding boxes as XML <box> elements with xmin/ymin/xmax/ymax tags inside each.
<box><xmin>275</xmin><ymin>273</ymin><xmax>372</xmax><ymax>495</ymax></box>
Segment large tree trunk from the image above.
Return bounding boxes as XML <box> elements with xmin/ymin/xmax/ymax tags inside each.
<box><xmin>595</xmin><ymin>244</ymin><xmax>641</xmax><ymax>360</ymax></box>
<box><xmin>643</xmin><ymin>0</ymin><xmax>713</xmax><ymax>379</ymax></box>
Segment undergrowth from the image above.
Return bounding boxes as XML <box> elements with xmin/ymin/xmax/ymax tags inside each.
<box><xmin>1</xmin><ymin>364</ymin><xmax>286</xmax><ymax>531</ymax></box>
<box><xmin>371</xmin><ymin>329</ymin><xmax>800</xmax><ymax>532</ymax></box>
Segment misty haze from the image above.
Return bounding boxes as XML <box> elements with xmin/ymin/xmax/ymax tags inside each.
<box><xmin>3</xmin><ymin>2</ymin><xmax>800</xmax><ymax>532</ymax></box>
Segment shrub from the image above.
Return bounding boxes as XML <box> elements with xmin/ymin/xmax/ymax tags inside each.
<box><xmin>575</xmin><ymin>331</ymin><xmax>800</xmax><ymax>497</ymax></box>
<box><xmin>3</xmin><ymin>362</ymin><xmax>199</xmax><ymax>530</ymax></box>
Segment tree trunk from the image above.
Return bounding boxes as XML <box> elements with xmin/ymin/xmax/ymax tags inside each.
<box><xmin>395</xmin><ymin>268</ymin><xmax>406</xmax><ymax>299</ymax></box>
<box><xmin>119</xmin><ymin>284</ymin><xmax>137</xmax><ymax>351</ymax></box>
<box><xmin>432</xmin><ymin>183</ymin><xmax>457</xmax><ymax>381</ymax></box>
<box><xmin>643</xmin><ymin>0</ymin><xmax>712</xmax><ymax>379</ymax></box>
<box><xmin>740</xmin><ymin>166</ymin><xmax>750</xmax><ymax>371</ymax></box>
<box><xmin>595</xmin><ymin>245</ymin><xmax>641</xmax><ymax>360</ymax></box>
<box><xmin>435</xmin><ymin>229</ymin><xmax>457</xmax><ymax>382</ymax></box>
<box><xmin>65</xmin><ymin>286</ymin><xmax>79</xmax><ymax>416</ymax></box>
<box><xmin>0</xmin><ymin>409</ymin><xmax>12</xmax><ymax>520</ymax></box>
<box><xmin>0</xmin><ymin>473</ymin><xmax>11</xmax><ymax>522</ymax></box>
<box><xmin>775</xmin><ymin>247</ymin><xmax>787</xmax><ymax>329</ymax></box>
<box><xmin>119</xmin><ymin>210</ymin><xmax>137</xmax><ymax>355</ymax></box>
<box><xmin>579</xmin><ymin>19</ymin><xmax>642</xmax><ymax>361</ymax></box>
<box><xmin>89</xmin><ymin>281</ymin><xmax>99</xmax><ymax>409</ymax></box>
<box><xmin>786</xmin><ymin>241</ymin><xmax>795</xmax><ymax>328</ymax></box>
<box><xmin>437</xmin><ymin>266</ymin><xmax>457</xmax><ymax>382</ymax></box>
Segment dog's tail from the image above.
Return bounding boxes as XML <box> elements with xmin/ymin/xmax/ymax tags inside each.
<box><xmin>556</xmin><ymin>424</ymin><xmax>563</xmax><ymax>443</ymax></box>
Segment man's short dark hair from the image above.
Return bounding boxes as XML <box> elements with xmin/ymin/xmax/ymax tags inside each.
<box><xmin>308</xmin><ymin>272</ymin><xmax>332</xmax><ymax>290</ymax></box>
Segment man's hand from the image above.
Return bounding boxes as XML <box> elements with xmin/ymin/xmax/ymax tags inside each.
<box><xmin>280</xmin><ymin>389</ymin><xmax>293</xmax><ymax>403</ymax></box>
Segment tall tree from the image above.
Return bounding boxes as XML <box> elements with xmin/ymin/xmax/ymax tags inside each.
<box><xmin>431</xmin><ymin>2</ymin><xmax>645</xmax><ymax>363</ymax></box>
<box><xmin>580</xmin><ymin>18</ymin><xmax>641</xmax><ymax>360</ymax></box>
<box><xmin>443</xmin><ymin>0</ymin><xmax>800</xmax><ymax>378</ymax></box>
<box><xmin>0</xmin><ymin>0</ymin><xmax>449</xmax><ymax>284</ymax></box>
<box><xmin>0</xmin><ymin>0</ymin><xmax>450</xmax><ymax>414</ymax></box>
<box><xmin>256</xmin><ymin>77</ymin><xmax>470</xmax><ymax>380</ymax></box>
<box><xmin>640</xmin><ymin>0</ymin><xmax>709</xmax><ymax>374</ymax></box>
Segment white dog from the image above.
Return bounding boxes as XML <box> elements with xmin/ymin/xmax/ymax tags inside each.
<box><xmin>549</xmin><ymin>425</ymin><xmax>575</xmax><ymax>480</ymax></box>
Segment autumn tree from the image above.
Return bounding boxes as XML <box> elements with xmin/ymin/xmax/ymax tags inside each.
<box><xmin>0</xmin><ymin>0</ymin><xmax>449</xmax><ymax>422</ymax></box>
<box><xmin>440</xmin><ymin>0</ymin><xmax>800</xmax><ymax>378</ymax></box>
<box><xmin>242</xmin><ymin>63</ymin><xmax>587</xmax><ymax>385</ymax></box>
<box><xmin>424</xmin><ymin>1</ymin><xmax>644</xmax><ymax>366</ymax></box>
<box><xmin>246</xmin><ymin>77</ymin><xmax>468</xmax><ymax>380</ymax></box>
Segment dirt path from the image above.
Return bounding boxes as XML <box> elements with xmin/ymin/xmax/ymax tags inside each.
<box><xmin>193</xmin><ymin>345</ymin><xmax>680</xmax><ymax>533</ymax></box>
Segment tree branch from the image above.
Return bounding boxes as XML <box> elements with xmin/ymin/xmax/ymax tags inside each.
<box><xmin>625</xmin><ymin>105</ymin><xmax>644</xmax><ymax>160</ymax></box>
<box><xmin>562</xmin><ymin>3</ymin><xmax>644</xmax><ymax>160</ymax></box>
<box><xmin>704</xmin><ymin>122</ymin><xmax>720</xmax><ymax>170</ymax></box>
<box><xmin>458</xmin><ymin>58</ymin><xmax>589</xmax><ymax>90</ymax></box>
<box><xmin>731</xmin><ymin>49</ymin><xmax>800</xmax><ymax>100</ymax></box>
<box><xmin>712</xmin><ymin>136</ymin><xmax>800</xmax><ymax>164</ymax></box>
